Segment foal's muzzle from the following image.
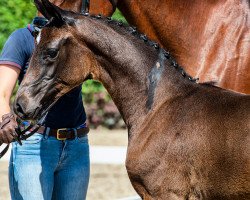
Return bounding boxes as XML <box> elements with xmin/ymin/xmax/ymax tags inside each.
<box><xmin>14</xmin><ymin>94</ymin><xmax>42</xmax><ymax>120</ymax></box>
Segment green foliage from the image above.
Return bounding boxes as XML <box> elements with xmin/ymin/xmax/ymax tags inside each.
<box><xmin>112</xmin><ymin>9</ymin><xmax>127</xmax><ymax>23</ymax></box>
<box><xmin>0</xmin><ymin>0</ymin><xmax>36</xmax><ymax>50</ymax></box>
<box><xmin>82</xmin><ymin>80</ymin><xmax>108</xmax><ymax>103</ymax></box>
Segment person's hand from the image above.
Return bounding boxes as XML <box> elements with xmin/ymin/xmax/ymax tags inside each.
<box><xmin>0</xmin><ymin>113</ymin><xmax>18</xmax><ymax>145</ymax></box>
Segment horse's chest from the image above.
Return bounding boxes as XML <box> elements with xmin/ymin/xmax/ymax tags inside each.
<box><xmin>126</xmin><ymin>147</ymin><xmax>204</xmax><ymax>199</ymax></box>
<box><xmin>126</xmin><ymin>146</ymin><xmax>166</xmax><ymax>198</ymax></box>
<box><xmin>125</xmin><ymin>135</ymin><xmax>186</xmax><ymax>197</ymax></box>
<box><xmin>125</xmin><ymin>130</ymin><xmax>208</xmax><ymax>199</ymax></box>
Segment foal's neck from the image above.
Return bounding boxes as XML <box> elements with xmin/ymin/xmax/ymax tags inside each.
<box><xmin>77</xmin><ymin>17</ymin><xmax>194</xmax><ymax>131</ymax></box>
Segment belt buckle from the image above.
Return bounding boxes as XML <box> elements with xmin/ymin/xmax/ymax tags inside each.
<box><xmin>57</xmin><ymin>128</ymin><xmax>68</xmax><ymax>140</ymax></box>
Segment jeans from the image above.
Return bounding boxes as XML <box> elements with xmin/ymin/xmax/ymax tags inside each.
<box><xmin>9</xmin><ymin>128</ymin><xmax>90</xmax><ymax>200</ymax></box>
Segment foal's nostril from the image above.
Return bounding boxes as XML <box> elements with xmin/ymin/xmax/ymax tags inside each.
<box><xmin>16</xmin><ymin>102</ymin><xmax>25</xmax><ymax>115</ymax></box>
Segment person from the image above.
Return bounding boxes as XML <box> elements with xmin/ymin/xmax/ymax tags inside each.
<box><xmin>0</xmin><ymin>2</ymin><xmax>90</xmax><ymax>200</ymax></box>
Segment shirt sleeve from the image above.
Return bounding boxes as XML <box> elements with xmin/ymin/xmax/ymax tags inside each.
<box><xmin>0</xmin><ymin>29</ymin><xmax>30</xmax><ymax>70</ymax></box>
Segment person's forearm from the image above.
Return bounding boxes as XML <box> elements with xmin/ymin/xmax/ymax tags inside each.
<box><xmin>0</xmin><ymin>96</ymin><xmax>12</xmax><ymax>122</ymax></box>
<box><xmin>0</xmin><ymin>65</ymin><xmax>20</xmax><ymax>122</ymax></box>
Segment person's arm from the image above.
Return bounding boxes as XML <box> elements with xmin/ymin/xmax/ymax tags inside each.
<box><xmin>0</xmin><ymin>65</ymin><xmax>20</xmax><ymax>143</ymax></box>
<box><xmin>0</xmin><ymin>65</ymin><xmax>20</xmax><ymax>119</ymax></box>
<box><xmin>0</xmin><ymin>28</ymin><xmax>29</xmax><ymax>144</ymax></box>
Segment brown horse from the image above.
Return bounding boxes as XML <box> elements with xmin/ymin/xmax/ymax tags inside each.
<box><xmin>79</xmin><ymin>0</ymin><xmax>250</xmax><ymax>94</ymax></box>
<box><xmin>46</xmin><ymin>0</ymin><xmax>114</xmax><ymax>15</ymax></box>
<box><xmin>14</xmin><ymin>0</ymin><xmax>250</xmax><ymax>199</ymax></box>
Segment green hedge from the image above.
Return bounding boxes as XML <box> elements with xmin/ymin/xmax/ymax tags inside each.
<box><xmin>0</xmin><ymin>0</ymin><xmax>36</xmax><ymax>50</ymax></box>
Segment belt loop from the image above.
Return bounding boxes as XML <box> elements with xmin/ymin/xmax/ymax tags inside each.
<box><xmin>44</xmin><ymin>127</ymin><xmax>50</xmax><ymax>139</ymax></box>
<box><xmin>73</xmin><ymin>128</ymin><xmax>77</xmax><ymax>139</ymax></box>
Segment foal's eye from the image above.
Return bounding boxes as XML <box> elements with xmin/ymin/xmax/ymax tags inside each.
<box><xmin>46</xmin><ymin>48</ymin><xmax>59</xmax><ymax>59</ymax></box>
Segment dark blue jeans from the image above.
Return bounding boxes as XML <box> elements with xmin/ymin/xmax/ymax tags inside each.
<box><xmin>9</xmin><ymin>129</ymin><xmax>90</xmax><ymax>200</ymax></box>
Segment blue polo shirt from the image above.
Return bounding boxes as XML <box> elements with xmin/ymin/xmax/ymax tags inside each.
<box><xmin>0</xmin><ymin>24</ymin><xmax>86</xmax><ymax>129</ymax></box>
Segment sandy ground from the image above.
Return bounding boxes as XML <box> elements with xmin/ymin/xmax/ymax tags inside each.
<box><xmin>89</xmin><ymin>128</ymin><xmax>129</xmax><ymax>146</ymax></box>
<box><xmin>0</xmin><ymin>128</ymin><xmax>138</xmax><ymax>200</ymax></box>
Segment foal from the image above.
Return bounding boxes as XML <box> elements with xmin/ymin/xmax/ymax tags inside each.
<box><xmin>14</xmin><ymin>0</ymin><xmax>250</xmax><ymax>199</ymax></box>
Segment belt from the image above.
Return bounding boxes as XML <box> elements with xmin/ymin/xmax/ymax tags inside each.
<box><xmin>36</xmin><ymin>126</ymin><xmax>89</xmax><ymax>140</ymax></box>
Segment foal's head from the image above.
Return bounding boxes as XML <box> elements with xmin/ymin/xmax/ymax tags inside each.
<box><xmin>14</xmin><ymin>0</ymin><xmax>97</xmax><ymax>119</ymax></box>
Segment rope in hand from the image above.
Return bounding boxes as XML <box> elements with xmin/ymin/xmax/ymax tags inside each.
<box><xmin>0</xmin><ymin>113</ymin><xmax>47</xmax><ymax>159</ymax></box>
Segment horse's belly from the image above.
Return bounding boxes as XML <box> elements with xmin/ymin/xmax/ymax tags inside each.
<box><xmin>126</xmin><ymin>135</ymin><xmax>250</xmax><ymax>200</ymax></box>
<box><xmin>126</xmin><ymin>144</ymin><xmax>203</xmax><ymax>199</ymax></box>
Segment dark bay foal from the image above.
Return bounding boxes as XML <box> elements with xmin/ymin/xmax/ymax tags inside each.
<box><xmin>14</xmin><ymin>0</ymin><xmax>250</xmax><ymax>199</ymax></box>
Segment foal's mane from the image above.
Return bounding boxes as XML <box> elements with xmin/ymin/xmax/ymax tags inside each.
<box><xmin>45</xmin><ymin>12</ymin><xmax>199</xmax><ymax>83</ymax></box>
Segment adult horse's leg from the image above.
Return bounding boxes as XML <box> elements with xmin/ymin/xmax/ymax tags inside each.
<box><xmin>90</xmin><ymin>0</ymin><xmax>114</xmax><ymax>15</ymax></box>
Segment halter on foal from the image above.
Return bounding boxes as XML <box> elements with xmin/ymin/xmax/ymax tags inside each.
<box><xmin>14</xmin><ymin>0</ymin><xmax>250</xmax><ymax>199</ymax></box>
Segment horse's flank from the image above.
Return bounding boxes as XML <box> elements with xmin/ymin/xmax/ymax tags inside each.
<box><xmin>14</xmin><ymin>2</ymin><xmax>250</xmax><ymax>198</ymax></box>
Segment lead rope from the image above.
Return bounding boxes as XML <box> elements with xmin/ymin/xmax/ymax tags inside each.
<box><xmin>0</xmin><ymin>112</ymin><xmax>48</xmax><ymax>159</ymax></box>
<box><xmin>0</xmin><ymin>144</ymin><xmax>9</xmax><ymax>159</ymax></box>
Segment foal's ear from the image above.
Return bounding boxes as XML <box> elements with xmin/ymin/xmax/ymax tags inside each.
<box><xmin>34</xmin><ymin>0</ymin><xmax>65</xmax><ymax>25</ymax></box>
